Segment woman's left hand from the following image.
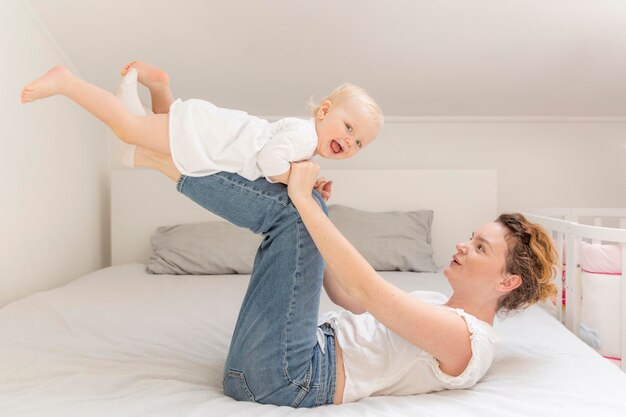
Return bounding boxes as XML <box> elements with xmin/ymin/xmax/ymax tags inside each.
<box><xmin>288</xmin><ymin>161</ymin><xmax>320</xmax><ymax>204</ymax></box>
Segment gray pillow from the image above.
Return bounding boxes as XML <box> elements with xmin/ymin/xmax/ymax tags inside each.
<box><xmin>147</xmin><ymin>205</ymin><xmax>437</xmax><ymax>275</ymax></box>
<box><xmin>147</xmin><ymin>222</ymin><xmax>262</xmax><ymax>275</ymax></box>
<box><xmin>328</xmin><ymin>205</ymin><xmax>438</xmax><ymax>272</ymax></box>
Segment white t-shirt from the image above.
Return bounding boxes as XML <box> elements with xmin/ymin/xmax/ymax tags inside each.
<box><xmin>168</xmin><ymin>98</ymin><xmax>318</xmax><ymax>181</ymax></box>
<box><xmin>318</xmin><ymin>291</ymin><xmax>499</xmax><ymax>403</ymax></box>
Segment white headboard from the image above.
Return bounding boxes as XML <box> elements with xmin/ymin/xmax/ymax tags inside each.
<box><xmin>111</xmin><ymin>169</ymin><xmax>497</xmax><ymax>267</ymax></box>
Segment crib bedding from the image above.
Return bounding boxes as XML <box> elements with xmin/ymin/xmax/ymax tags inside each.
<box><xmin>1</xmin><ymin>264</ymin><xmax>626</xmax><ymax>417</ymax></box>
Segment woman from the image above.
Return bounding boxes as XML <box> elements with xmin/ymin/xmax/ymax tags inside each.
<box><xmin>135</xmin><ymin>150</ymin><xmax>557</xmax><ymax>407</ymax></box>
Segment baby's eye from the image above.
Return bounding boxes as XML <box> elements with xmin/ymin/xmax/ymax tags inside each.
<box><xmin>345</xmin><ymin>123</ymin><xmax>353</xmax><ymax>132</ymax></box>
<box><xmin>356</xmin><ymin>139</ymin><xmax>362</xmax><ymax>148</ymax></box>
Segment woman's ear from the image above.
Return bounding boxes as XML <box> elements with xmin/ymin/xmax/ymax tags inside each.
<box><xmin>498</xmin><ymin>274</ymin><xmax>522</xmax><ymax>292</ymax></box>
<box><xmin>317</xmin><ymin>100</ymin><xmax>332</xmax><ymax>119</ymax></box>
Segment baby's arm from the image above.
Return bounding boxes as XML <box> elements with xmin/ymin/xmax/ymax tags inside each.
<box><xmin>268</xmin><ymin>169</ymin><xmax>290</xmax><ymax>185</ymax></box>
<box><xmin>257</xmin><ymin>137</ymin><xmax>293</xmax><ymax>184</ymax></box>
<box><xmin>258</xmin><ymin>122</ymin><xmax>317</xmax><ymax>185</ymax></box>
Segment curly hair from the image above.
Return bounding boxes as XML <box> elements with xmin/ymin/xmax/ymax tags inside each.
<box><xmin>309</xmin><ymin>83</ymin><xmax>384</xmax><ymax>127</ymax></box>
<box><xmin>496</xmin><ymin>213</ymin><xmax>558</xmax><ymax>313</ymax></box>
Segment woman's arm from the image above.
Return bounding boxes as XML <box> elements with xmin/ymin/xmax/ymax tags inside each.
<box><xmin>288</xmin><ymin>161</ymin><xmax>472</xmax><ymax>376</ymax></box>
<box><xmin>323</xmin><ymin>266</ymin><xmax>366</xmax><ymax>314</ymax></box>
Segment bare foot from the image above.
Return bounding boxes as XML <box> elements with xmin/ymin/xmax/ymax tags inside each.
<box><xmin>21</xmin><ymin>66</ymin><xmax>72</xmax><ymax>104</ymax></box>
<box><xmin>120</xmin><ymin>61</ymin><xmax>169</xmax><ymax>91</ymax></box>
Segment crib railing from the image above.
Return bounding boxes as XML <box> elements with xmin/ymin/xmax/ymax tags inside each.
<box><xmin>522</xmin><ymin>208</ymin><xmax>626</xmax><ymax>372</ymax></box>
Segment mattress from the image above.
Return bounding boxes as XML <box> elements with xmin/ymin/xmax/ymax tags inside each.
<box><xmin>1</xmin><ymin>264</ymin><xmax>626</xmax><ymax>416</ymax></box>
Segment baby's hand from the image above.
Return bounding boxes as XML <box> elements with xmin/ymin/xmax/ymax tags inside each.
<box><xmin>314</xmin><ymin>177</ymin><xmax>333</xmax><ymax>202</ymax></box>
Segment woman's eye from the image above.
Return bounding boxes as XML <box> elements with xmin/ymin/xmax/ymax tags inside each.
<box><xmin>477</xmin><ymin>244</ymin><xmax>484</xmax><ymax>253</ymax></box>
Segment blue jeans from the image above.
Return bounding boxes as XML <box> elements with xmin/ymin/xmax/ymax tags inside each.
<box><xmin>177</xmin><ymin>173</ymin><xmax>336</xmax><ymax>407</ymax></box>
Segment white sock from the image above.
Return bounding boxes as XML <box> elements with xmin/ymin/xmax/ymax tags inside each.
<box><xmin>115</xmin><ymin>69</ymin><xmax>153</xmax><ymax>167</ymax></box>
<box><xmin>116</xmin><ymin>69</ymin><xmax>148</xmax><ymax>116</ymax></box>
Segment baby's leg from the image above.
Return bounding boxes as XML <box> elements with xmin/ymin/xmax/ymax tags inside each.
<box><xmin>121</xmin><ymin>61</ymin><xmax>173</xmax><ymax>114</ymax></box>
<box><xmin>115</xmin><ymin>68</ymin><xmax>150</xmax><ymax>167</ymax></box>
<box><xmin>21</xmin><ymin>66</ymin><xmax>171</xmax><ymax>155</ymax></box>
<box><xmin>134</xmin><ymin>147</ymin><xmax>180</xmax><ymax>182</ymax></box>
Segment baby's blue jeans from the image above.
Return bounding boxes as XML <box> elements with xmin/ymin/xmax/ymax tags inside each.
<box><xmin>177</xmin><ymin>172</ymin><xmax>336</xmax><ymax>407</ymax></box>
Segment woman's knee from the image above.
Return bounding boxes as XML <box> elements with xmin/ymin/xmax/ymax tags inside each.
<box><xmin>223</xmin><ymin>369</ymin><xmax>256</xmax><ymax>402</ymax></box>
<box><xmin>271</xmin><ymin>190</ymin><xmax>327</xmax><ymax>235</ymax></box>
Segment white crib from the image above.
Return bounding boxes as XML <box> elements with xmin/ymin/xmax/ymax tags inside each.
<box><xmin>523</xmin><ymin>208</ymin><xmax>626</xmax><ymax>372</ymax></box>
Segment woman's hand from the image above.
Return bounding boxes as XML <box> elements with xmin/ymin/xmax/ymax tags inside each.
<box><xmin>287</xmin><ymin>161</ymin><xmax>320</xmax><ymax>205</ymax></box>
<box><xmin>314</xmin><ymin>177</ymin><xmax>333</xmax><ymax>202</ymax></box>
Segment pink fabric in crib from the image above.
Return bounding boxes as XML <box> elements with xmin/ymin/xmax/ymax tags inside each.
<box><xmin>579</xmin><ymin>242</ymin><xmax>622</xmax><ymax>274</ymax></box>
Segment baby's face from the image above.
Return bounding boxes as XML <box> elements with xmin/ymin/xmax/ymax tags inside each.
<box><xmin>314</xmin><ymin>98</ymin><xmax>379</xmax><ymax>160</ymax></box>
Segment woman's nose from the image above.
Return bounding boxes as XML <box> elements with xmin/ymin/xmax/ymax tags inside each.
<box><xmin>455</xmin><ymin>242</ymin><xmax>468</xmax><ymax>253</ymax></box>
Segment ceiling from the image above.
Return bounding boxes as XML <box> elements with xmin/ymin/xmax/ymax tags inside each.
<box><xmin>25</xmin><ymin>0</ymin><xmax>626</xmax><ymax>117</ymax></box>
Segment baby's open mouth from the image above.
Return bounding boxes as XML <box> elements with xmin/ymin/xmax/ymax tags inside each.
<box><xmin>331</xmin><ymin>140</ymin><xmax>343</xmax><ymax>154</ymax></box>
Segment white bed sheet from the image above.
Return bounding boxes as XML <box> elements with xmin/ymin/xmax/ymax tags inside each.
<box><xmin>1</xmin><ymin>264</ymin><xmax>626</xmax><ymax>417</ymax></box>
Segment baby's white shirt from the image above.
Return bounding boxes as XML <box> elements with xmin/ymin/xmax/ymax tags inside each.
<box><xmin>317</xmin><ymin>291</ymin><xmax>500</xmax><ymax>403</ymax></box>
<box><xmin>168</xmin><ymin>98</ymin><xmax>317</xmax><ymax>182</ymax></box>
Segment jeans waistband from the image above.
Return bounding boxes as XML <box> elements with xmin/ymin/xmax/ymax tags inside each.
<box><xmin>315</xmin><ymin>322</ymin><xmax>337</xmax><ymax>406</ymax></box>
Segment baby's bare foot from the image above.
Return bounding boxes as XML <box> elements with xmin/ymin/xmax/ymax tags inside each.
<box><xmin>21</xmin><ymin>66</ymin><xmax>72</xmax><ymax>103</ymax></box>
<box><xmin>120</xmin><ymin>61</ymin><xmax>169</xmax><ymax>91</ymax></box>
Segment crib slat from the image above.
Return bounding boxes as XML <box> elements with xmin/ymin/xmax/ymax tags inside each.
<box><xmin>592</xmin><ymin>217</ymin><xmax>602</xmax><ymax>244</ymax></box>
<box><xmin>621</xmin><ymin>242</ymin><xmax>626</xmax><ymax>372</ymax></box>
<box><xmin>565</xmin><ymin>231</ymin><xmax>581</xmax><ymax>335</ymax></box>
<box><xmin>555</xmin><ymin>232</ymin><xmax>564</xmax><ymax>323</ymax></box>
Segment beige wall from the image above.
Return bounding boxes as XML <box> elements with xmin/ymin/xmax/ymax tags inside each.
<box><xmin>318</xmin><ymin>120</ymin><xmax>626</xmax><ymax>212</ymax></box>
<box><xmin>0</xmin><ymin>1</ymin><xmax>110</xmax><ymax>307</ymax></box>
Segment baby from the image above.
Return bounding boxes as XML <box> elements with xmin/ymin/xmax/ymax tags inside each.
<box><xmin>21</xmin><ymin>62</ymin><xmax>383</xmax><ymax>187</ymax></box>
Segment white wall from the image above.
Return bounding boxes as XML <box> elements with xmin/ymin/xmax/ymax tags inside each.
<box><xmin>110</xmin><ymin>112</ymin><xmax>626</xmax><ymax>212</ymax></box>
<box><xmin>108</xmin><ymin>83</ymin><xmax>626</xmax><ymax>212</ymax></box>
<box><xmin>7</xmin><ymin>1</ymin><xmax>623</xmax><ymax>309</ymax></box>
<box><xmin>0</xmin><ymin>1</ymin><xmax>110</xmax><ymax>307</ymax></box>
<box><xmin>318</xmin><ymin>120</ymin><xmax>626</xmax><ymax>212</ymax></box>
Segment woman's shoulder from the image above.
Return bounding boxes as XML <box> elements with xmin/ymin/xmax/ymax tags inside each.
<box><xmin>409</xmin><ymin>291</ymin><xmax>498</xmax><ymax>339</ymax></box>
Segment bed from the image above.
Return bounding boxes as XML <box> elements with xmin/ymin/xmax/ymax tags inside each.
<box><xmin>1</xmin><ymin>169</ymin><xmax>626</xmax><ymax>417</ymax></box>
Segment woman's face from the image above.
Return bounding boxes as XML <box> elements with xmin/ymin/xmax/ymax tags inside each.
<box><xmin>443</xmin><ymin>222</ymin><xmax>512</xmax><ymax>295</ymax></box>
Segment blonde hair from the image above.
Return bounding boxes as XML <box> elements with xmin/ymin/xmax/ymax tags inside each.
<box><xmin>496</xmin><ymin>213</ymin><xmax>558</xmax><ymax>313</ymax></box>
<box><xmin>309</xmin><ymin>83</ymin><xmax>384</xmax><ymax>126</ymax></box>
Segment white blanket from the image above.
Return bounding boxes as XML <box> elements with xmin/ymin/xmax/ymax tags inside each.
<box><xmin>1</xmin><ymin>264</ymin><xmax>625</xmax><ymax>416</ymax></box>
